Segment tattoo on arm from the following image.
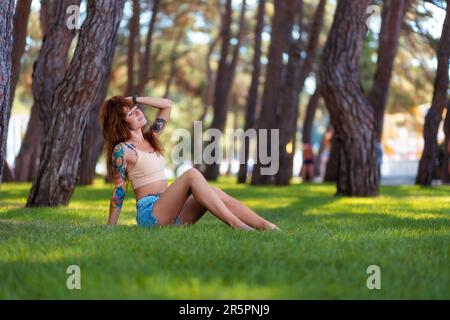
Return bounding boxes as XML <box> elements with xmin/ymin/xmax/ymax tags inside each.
<box><xmin>151</xmin><ymin>117</ymin><xmax>167</xmax><ymax>133</ymax></box>
<box><xmin>112</xmin><ymin>144</ymin><xmax>126</xmax><ymax>181</ymax></box>
<box><xmin>111</xmin><ymin>185</ymin><xmax>126</xmax><ymax>209</ymax></box>
<box><xmin>110</xmin><ymin>144</ymin><xmax>126</xmax><ymax>209</ymax></box>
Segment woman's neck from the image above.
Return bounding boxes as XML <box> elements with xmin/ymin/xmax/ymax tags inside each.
<box><xmin>129</xmin><ymin>129</ymin><xmax>145</xmax><ymax>144</ymax></box>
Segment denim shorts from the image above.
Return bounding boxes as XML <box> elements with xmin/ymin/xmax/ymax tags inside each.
<box><xmin>136</xmin><ymin>193</ymin><xmax>182</xmax><ymax>227</ymax></box>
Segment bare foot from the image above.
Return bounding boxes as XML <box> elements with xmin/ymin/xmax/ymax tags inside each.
<box><xmin>267</xmin><ymin>223</ymin><xmax>281</xmax><ymax>231</ymax></box>
<box><xmin>233</xmin><ymin>223</ymin><xmax>255</xmax><ymax>231</ymax></box>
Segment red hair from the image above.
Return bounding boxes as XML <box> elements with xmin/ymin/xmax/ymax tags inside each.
<box><xmin>99</xmin><ymin>96</ymin><xmax>164</xmax><ymax>180</ymax></box>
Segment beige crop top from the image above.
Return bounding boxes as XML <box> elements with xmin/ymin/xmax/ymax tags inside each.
<box><xmin>125</xmin><ymin>143</ymin><xmax>166</xmax><ymax>189</ymax></box>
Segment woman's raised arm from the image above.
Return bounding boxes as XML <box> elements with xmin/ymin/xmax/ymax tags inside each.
<box><xmin>127</xmin><ymin>96</ymin><xmax>172</xmax><ymax>137</ymax></box>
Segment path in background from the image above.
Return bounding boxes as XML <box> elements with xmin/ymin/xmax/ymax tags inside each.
<box><xmin>381</xmin><ymin>158</ymin><xmax>417</xmax><ymax>186</ymax></box>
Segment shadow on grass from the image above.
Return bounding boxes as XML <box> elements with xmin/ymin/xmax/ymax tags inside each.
<box><xmin>1</xmin><ymin>217</ymin><xmax>448</xmax><ymax>299</ymax></box>
<box><xmin>380</xmin><ymin>184</ymin><xmax>450</xmax><ymax>197</ymax></box>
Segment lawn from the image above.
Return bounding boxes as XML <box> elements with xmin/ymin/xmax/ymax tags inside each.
<box><xmin>0</xmin><ymin>177</ymin><xmax>449</xmax><ymax>299</ymax></box>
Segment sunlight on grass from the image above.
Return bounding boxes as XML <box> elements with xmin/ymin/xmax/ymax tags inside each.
<box><xmin>0</xmin><ymin>177</ymin><xmax>449</xmax><ymax>299</ymax></box>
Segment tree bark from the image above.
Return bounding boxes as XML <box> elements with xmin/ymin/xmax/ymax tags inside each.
<box><xmin>324</xmin><ymin>132</ymin><xmax>339</xmax><ymax>182</ymax></box>
<box><xmin>27</xmin><ymin>0</ymin><xmax>126</xmax><ymax>207</ymax></box>
<box><xmin>2</xmin><ymin>162</ymin><xmax>15</xmax><ymax>182</ymax></box>
<box><xmin>192</xmin><ymin>32</ymin><xmax>221</xmax><ymax>171</ymax></box>
<box><xmin>125</xmin><ymin>0</ymin><xmax>140</xmax><ymax>96</ymax></box>
<box><xmin>297</xmin><ymin>88</ymin><xmax>322</xmax><ymax>181</ymax></box>
<box><xmin>274</xmin><ymin>0</ymin><xmax>304</xmax><ymax>185</ymax></box>
<box><xmin>251</xmin><ymin>0</ymin><xmax>293</xmax><ymax>185</ymax></box>
<box><xmin>9</xmin><ymin>0</ymin><xmax>33</xmax><ymax>116</ymax></box>
<box><xmin>77</xmin><ymin>72</ymin><xmax>112</xmax><ymax>185</ymax></box>
<box><xmin>39</xmin><ymin>0</ymin><xmax>56</xmax><ymax>35</ymax></box>
<box><xmin>368</xmin><ymin>0</ymin><xmax>409</xmax><ymax>142</ymax></box>
<box><xmin>416</xmin><ymin>2</ymin><xmax>450</xmax><ymax>186</ymax></box>
<box><xmin>314</xmin><ymin>124</ymin><xmax>332</xmax><ymax>177</ymax></box>
<box><xmin>14</xmin><ymin>0</ymin><xmax>80</xmax><ymax>182</ymax></box>
<box><xmin>0</xmin><ymin>0</ymin><xmax>15</xmax><ymax>185</ymax></box>
<box><xmin>319</xmin><ymin>0</ymin><xmax>379</xmax><ymax>196</ymax></box>
<box><xmin>2</xmin><ymin>0</ymin><xmax>31</xmax><ymax>177</ymax></box>
<box><xmin>237</xmin><ymin>0</ymin><xmax>266</xmax><ymax>184</ymax></box>
<box><xmin>14</xmin><ymin>104</ymin><xmax>42</xmax><ymax>181</ymax></box>
<box><xmin>291</xmin><ymin>0</ymin><xmax>327</xmax><ymax>183</ymax></box>
<box><xmin>302</xmin><ymin>88</ymin><xmax>321</xmax><ymax>145</ymax></box>
<box><xmin>136</xmin><ymin>0</ymin><xmax>160</xmax><ymax>95</ymax></box>
<box><xmin>443</xmin><ymin>100</ymin><xmax>450</xmax><ymax>184</ymax></box>
<box><xmin>204</xmin><ymin>0</ymin><xmax>247</xmax><ymax>181</ymax></box>
<box><xmin>163</xmin><ymin>30</ymin><xmax>186</xmax><ymax>98</ymax></box>
<box><xmin>203</xmin><ymin>33</ymin><xmax>221</xmax><ymax>113</ymax></box>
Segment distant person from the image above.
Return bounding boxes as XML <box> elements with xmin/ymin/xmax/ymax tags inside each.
<box><xmin>319</xmin><ymin>129</ymin><xmax>333</xmax><ymax>179</ymax></box>
<box><xmin>300</xmin><ymin>143</ymin><xmax>315</xmax><ymax>182</ymax></box>
<box><xmin>446</xmin><ymin>140</ymin><xmax>450</xmax><ymax>179</ymax></box>
<box><xmin>100</xmin><ymin>95</ymin><xmax>279</xmax><ymax>231</ymax></box>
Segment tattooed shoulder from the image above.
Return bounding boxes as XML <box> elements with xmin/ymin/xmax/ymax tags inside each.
<box><xmin>151</xmin><ymin>117</ymin><xmax>167</xmax><ymax>133</ymax></box>
<box><xmin>112</xmin><ymin>143</ymin><xmax>126</xmax><ymax>181</ymax></box>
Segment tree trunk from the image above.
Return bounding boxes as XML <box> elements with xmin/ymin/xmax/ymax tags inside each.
<box><xmin>76</xmin><ymin>114</ymin><xmax>105</xmax><ymax>186</ymax></box>
<box><xmin>125</xmin><ymin>0</ymin><xmax>140</xmax><ymax>96</ymax></box>
<box><xmin>319</xmin><ymin>0</ymin><xmax>379</xmax><ymax>196</ymax></box>
<box><xmin>237</xmin><ymin>0</ymin><xmax>266</xmax><ymax>184</ymax></box>
<box><xmin>136</xmin><ymin>0</ymin><xmax>160</xmax><ymax>95</ymax></box>
<box><xmin>203</xmin><ymin>33</ymin><xmax>221</xmax><ymax>114</ymax></box>
<box><xmin>2</xmin><ymin>162</ymin><xmax>15</xmax><ymax>182</ymax></box>
<box><xmin>14</xmin><ymin>0</ymin><xmax>80</xmax><ymax>182</ymax></box>
<box><xmin>302</xmin><ymin>88</ymin><xmax>321</xmax><ymax>145</ymax></box>
<box><xmin>298</xmin><ymin>88</ymin><xmax>321</xmax><ymax>181</ymax></box>
<box><xmin>192</xmin><ymin>32</ymin><xmax>222</xmax><ymax>172</ymax></box>
<box><xmin>39</xmin><ymin>0</ymin><xmax>56</xmax><ymax>35</ymax></box>
<box><xmin>0</xmin><ymin>0</ymin><xmax>15</xmax><ymax>185</ymax></box>
<box><xmin>274</xmin><ymin>0</ymin><xmax>304</xmax><ymax>186</ymax></box>
<box><xmin>76</xmin><ymin>67</ymin><xmax>112</xmax><ymax>185</ymax></box>
<box><xmin>368</xmin><ymin>0</ymin><xmax>409</xmax><ymax>142</ymax></box>
<box><xmin>27</xmin><ymin>0</ymin><xmax>126</xmax><ymax>207</ymax></box>
<box><xmin>324</xmin><ymin>133</ymin><xmax>339</xmax><ymax>182</ymax></box>
<box><xmin>204</xmin><ymin>0</ymin><xmax>247</xmax><ymax>181</ymax></box>
<box><xmin>416</xmin><ymin>2</ymin><xmax>450</xmax><ymax>186</ymax></box>
<box><xmin>314</xmin><ymin>124</ymin><xmax>332</xmax><ymax>177</ymax></box>
<box><xmin>443</xmin><ymin>100</ymin><xmax>450</xmax><ymax>184</ymax></box>
<box><xmin>251</xmin><ymin>0</ymin><xmax>293</xmax><ymax>185</ymax></box>
<box><xmin>297</xmin><ymin>0</ymin><xmax>327</xmax><ymax>89</ymax></box>
<box><xmin>9</xmin><ymin>0</ymin><xmax>33</xmax><ymax>116</ymax></box>
<box><xmin>293</xmin><ymin>0</ymin><xmax>328</xmax><ymax>183</ymax></box>
<box><xmin>14</xmin><ymin>104</ymin><xmax>42</xmax><ymax>181</ymax></box>
<box><xmin>163</xmin><ymin>30</ymin><xmax>185</xmax><ymax>98</ymax></box>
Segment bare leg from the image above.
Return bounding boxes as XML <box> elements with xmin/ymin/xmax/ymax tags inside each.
<box><xmin>152</xmin><ymin>168</ymin><xmax>253</xmax><ymax>230</ymax></box>
<box><xmin>176</xmin><ymin>194</ymin><xmax>208</xmax><ymax>225</ymax></box>
<box><xmin>210</xmin><ymin>186</ymin><xmax>279</xmax><ymax>230</ymax></box>
<box><xmin>176</xmin><ymin>186</ymin><xmax>279</xmax><ymax>231</ymax></box>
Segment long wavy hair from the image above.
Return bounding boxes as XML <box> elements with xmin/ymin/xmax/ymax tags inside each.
<box><xmin>99</xmin><ymin>96</ymin><xmax>164</xmax><ymax>181</ymax></box>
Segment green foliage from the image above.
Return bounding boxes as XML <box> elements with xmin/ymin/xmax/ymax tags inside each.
<box><xmin>0</xmin><ymin>178</ymin><xmax>449</xmax><ymax>299</ymax></box>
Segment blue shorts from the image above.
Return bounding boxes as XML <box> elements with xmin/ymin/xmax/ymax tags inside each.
<box><xmin>136</xmin><ymin>193</ymin><xmax>182</xmax><ymax>227</ymax></box>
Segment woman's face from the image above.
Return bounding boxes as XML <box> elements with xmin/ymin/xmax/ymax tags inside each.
<box><xmin>124</xmin><ymin>105</ymin><xmax>147</xmax><ymax>130</ymax></box>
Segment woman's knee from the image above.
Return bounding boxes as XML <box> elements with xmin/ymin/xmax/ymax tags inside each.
<box><xmin>210</xmin><ymin>185</ymin><xmax>221</xmax><ymax>194</ymax></box>
<box><xmin>211</xmin><ymin>186</ymin><xmax>227</xmax><ymax>200</ymax></box>
<box><xmin>184</xmin><ymin>167</ymin><xmax>202</xmax><ymax>180</ymax></box>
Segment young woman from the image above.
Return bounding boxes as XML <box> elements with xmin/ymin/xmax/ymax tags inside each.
<box><xmin>100</xmin><ymin>95</ymin><xmax>280</xmax><ymax>231</ymax></box>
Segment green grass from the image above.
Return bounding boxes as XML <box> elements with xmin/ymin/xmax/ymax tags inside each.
<box><xmin>0</xmin><ymin>177</ymin><xmax>449</xmax><ymax>299</ymax></box>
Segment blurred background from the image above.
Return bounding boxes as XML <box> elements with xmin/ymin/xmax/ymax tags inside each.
<box><xmin>2</xmin><ymin>0</ymin><xmax>449</xmax><ymax>193</ymax></box>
